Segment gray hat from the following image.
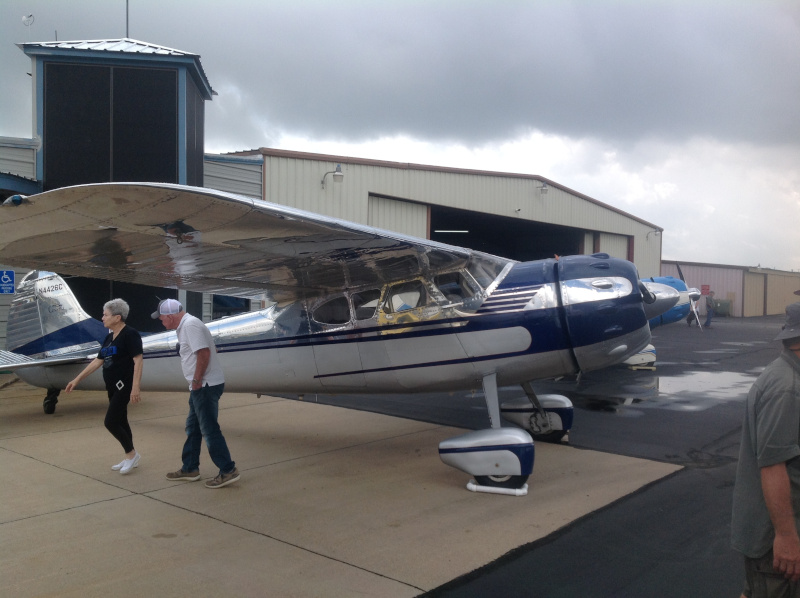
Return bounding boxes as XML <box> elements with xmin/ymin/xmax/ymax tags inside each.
<box><xmin>775</xmin><ymin>302</ymin><xmax>800</xmax><ymax>341</ymax></box>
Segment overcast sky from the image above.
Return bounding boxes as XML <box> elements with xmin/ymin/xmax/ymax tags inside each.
<box><xmin>2</xmin><ymin>0</ymin><xmax>799</xmax><ymax>271</ymax></box>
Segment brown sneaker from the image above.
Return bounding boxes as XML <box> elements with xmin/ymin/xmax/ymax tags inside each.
<box><xmin>205</xmin><ymin>468</ymin><xmax>240</xmax><ymax>489</ymax></box>
<box><xmin>165</xmin><ymin>469</ymin><xmax>200</xmax><ymax>481</ymax></box>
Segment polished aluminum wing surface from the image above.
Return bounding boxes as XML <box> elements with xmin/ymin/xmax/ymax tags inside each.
<box><xmin>0</xmin><ymin>183</ymin><xmax>490</xmax><ymax>303</ymax></box>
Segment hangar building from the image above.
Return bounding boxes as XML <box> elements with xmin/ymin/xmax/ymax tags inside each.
<box><xmin>204</xmin><ymin>149</ymin><xmax>664</xmax><ymax>275</ymax></box>
<box><xmin>661</xmin><ymin>260</ymin><xmax>800</xmax><ymax>319</ymax></box>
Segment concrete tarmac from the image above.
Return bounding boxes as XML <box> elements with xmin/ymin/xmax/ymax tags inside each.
<box><xmin>0</xmin><ymin>371</ymin><xmax>678</xmax><ymax>597</ymax></box>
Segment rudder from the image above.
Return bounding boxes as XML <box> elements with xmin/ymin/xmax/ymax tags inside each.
<box><xmin>7</xmin><ymin>271</ymin><xmax>106</xmax><ymax>357</ymax></box>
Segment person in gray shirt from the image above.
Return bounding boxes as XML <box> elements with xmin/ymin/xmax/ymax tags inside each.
<box><xmin>732</xmin><ymin>303</ymin><xmax>800</xmax><ymax>597</ymax></box>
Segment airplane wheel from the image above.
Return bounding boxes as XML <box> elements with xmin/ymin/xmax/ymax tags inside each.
<box><xmin>473</xmin><ymin>474</ymin><xmax>529</xmax><ymax>489</ymax></box>
<box><xmin>43</xmin><ymin>388</ymin><xmax>60</xmax><ymax>415</ymax></box>
<box><xmin>532</xmin><ymin>430</ymin><xmax>567</xmax><ymax>443</ymax></box>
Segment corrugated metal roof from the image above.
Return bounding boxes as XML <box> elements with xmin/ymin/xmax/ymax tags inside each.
<box><xmin>19</xmin><ymin>37</ymin><xmax>195</xmax><ymax>57</ymax></box>
<box><xmin>0</xmin><ymin>171</ymin><xmax>37</xmax><ymax>182</ymax></box>
<box><xmin>0</xmin><ymin>172</ymin><xmax>42</xmax><ymax>196</ymax></box>
<box><xmin>17</xmin><ymin>38</ymin><xmax>214</xmax><ymax>98</ymax></box>
<box><xmin>204</xmin><ymin>153</ymin><xmax>264</xmax><ymax>164</ymax></box>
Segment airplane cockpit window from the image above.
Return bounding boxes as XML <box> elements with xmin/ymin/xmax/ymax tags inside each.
<box><xmin>434</xmin><ymin>271</ymin><xmax>480</xmax><ymax>303</ymax></box>
<box><xmin>312</xmin><ymin>296</ymin><xmax>351</xmax><ymax>325</ymax></box>
<box><xmin>384</xmin><ymin>280</ymin><xmax>428</xmax><ymax>313</ymax></box>
<box><xmin>466</xmin><ymin>253</ymin><xmax>511</xmax><ymax>289</ymax></box>
<box><xmin>352</xmin><ymin>289</ymin><xmax>381</xmax><ymax>320</ymax></box>
<box><xmin>426</xmin><ymin>249</ymin><xmax>464</xmax><ymax>272</ymax></box>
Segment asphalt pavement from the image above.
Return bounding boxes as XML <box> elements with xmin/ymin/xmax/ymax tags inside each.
<box><xmin>308</xmin><ymin>313</ymin><xmax>784</xmax><ymax>597</ymax></box>
<box><xmin>420</xmin><ymin>314</ymin><xmax>785</xmax><ymax>597</ymax></box>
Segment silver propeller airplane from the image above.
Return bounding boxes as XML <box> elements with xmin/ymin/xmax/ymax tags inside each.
<box><xmin>0</xmin><ymin>183</ymin><xmax>678</xmax><ymax>492</ymax></box>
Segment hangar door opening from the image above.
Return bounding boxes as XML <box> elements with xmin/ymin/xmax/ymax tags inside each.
<box><xmin>429</xmin><ymin>206</ymin><xmax>583</xmax><ymax>262</ymax></box>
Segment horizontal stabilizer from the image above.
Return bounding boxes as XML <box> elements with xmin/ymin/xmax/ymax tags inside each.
<box><xmin>0</xmin><ymin>351</ymin><xmax>34</xmax><ymax>368</ymax></box>
<box><xmin>0</xmin><ymin>350</ymin><xmax>94</xmax><ymax>371</ymax></box>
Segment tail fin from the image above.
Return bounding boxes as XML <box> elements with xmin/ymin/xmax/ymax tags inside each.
<box><xmin>7</xmin><ymin>271</ymin><xmax>107</xmax><ymax>357</ymax></box>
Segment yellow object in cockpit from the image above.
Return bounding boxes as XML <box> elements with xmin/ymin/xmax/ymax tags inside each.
<box><xmin>377</xmin><ymin>279</ymin><xmax>442</xmax><ymax>333</ymax></box>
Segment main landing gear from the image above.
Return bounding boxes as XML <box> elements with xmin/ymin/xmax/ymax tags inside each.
<box><xmin>438</xmin><ymin>374</ymin><xmax>574</xmax><ymax>495</ymax></box>
<box><xmin>43</xmin><ymin>388</ymin><xmax>60</xmax><ymax>414</ymax></box>
<box><xmin>500</xmin><ymin>381</ymin><xmax>573</xmax><ymax>444</ymax></box>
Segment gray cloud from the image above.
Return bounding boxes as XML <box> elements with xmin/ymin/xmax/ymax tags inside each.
<box><xmin>193</xmin><ymin>1</ymin><xmax>800</xmax><ymax>147</ymax></box>
<box><xmin>1</xmin><ymin>0</ymin><xmax>799</xmax><ymax>270</ymax></box>
<box><xmin>3</xmin><ymin>1</ymin><xmax>798</xmax><ymax>147</ymax></box>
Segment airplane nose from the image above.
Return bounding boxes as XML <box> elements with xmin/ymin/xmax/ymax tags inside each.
<box><xmin>640</xmin><ymin>281</ymin><xmax>680</xmax><ymax>320</ymax></box>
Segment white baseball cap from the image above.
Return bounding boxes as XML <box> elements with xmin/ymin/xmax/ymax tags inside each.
<box><xmin>151</xmin><ymin>298</ymin><xmax>183</xmax><ymax>319</ymax></box>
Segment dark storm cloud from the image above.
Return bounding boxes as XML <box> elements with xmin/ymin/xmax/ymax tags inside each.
<box><xmin>3</xmin><ymin>1</ymin><xmax>797</xmax><ymax>148</ymax></box>
<box><xmin>184</xmin><ymin>1</ymin><xmax>800</xmax><ymax>147</ymax></box>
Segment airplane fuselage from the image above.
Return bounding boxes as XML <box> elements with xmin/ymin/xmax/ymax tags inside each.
<box><xmin>14</xmin><ymin>255</ymin><xmax>663</xmax><ymax>396</ymax></box>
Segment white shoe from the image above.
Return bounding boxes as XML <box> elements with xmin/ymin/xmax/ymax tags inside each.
<box><xmin>120</xmin><ymin>452</ymin><xmax>141</xmax><ymax>475</ymax></box>
<box><xmin>111</xmin><ymin>459</ymin><xmax>126</xmax><ymax>471</ymax></box>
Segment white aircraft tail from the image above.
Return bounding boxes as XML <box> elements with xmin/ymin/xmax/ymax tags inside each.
<box><xmin>6</xmin><ymin>271</ymin><xmax>107</xmax><ymax>357</ymax></box>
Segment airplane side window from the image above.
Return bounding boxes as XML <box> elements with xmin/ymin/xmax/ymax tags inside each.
<box><xmin>312</xmin><ymin>296</ymin><xmax>351</xmax><ymax>325</ymax></box>
<box><xmin>386</xmin><ymin>280</ymin><xmax>427</xmax><ymax>313</ymax></box>
<box><xmin>434</xmin><ymin>272</ymin><xmax>478</xmax><ymax>303</ymax></box>
<box><xmin>272</xmin><ymin>302</ymin><xmax>311</xmax><ymax>336</ymax></box>
<box><xmin>352</xmin><ymin>289</ymin><xmax>381</xmax><ymax>320</ymax></box>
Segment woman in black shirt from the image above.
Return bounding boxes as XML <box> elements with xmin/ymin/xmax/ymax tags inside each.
<box><xmin>66</xmin><ymin>298</ymin><xmax>144</xmax><ymax>474</ymax></box>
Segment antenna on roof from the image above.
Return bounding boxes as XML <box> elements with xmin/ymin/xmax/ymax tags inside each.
<box><xmin>22</xmin><ymin>14</ymin><xmax>34</xmax><ymax>42</ymax></box>
<box><xmin>126</xmin><ymin>0</ymin><xmax>129</xmax><ymax>37</ymax></box>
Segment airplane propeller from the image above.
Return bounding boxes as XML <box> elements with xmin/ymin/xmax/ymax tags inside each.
<box><xmin>676</xmin><ymin>264</ymin><xmax>703</xmax><ymax>329</ymax></box>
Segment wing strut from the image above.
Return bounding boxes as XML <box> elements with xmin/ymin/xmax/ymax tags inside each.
<box><xmin>482</xmin><ymin>373</ymin><xmax>501</xmax><ymax>429</ymax></box>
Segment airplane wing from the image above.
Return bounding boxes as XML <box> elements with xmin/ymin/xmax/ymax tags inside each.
<box><xmin>0</xmin><ymin>183</ymin><xmax>482</xmax><ymax>303</ymax></box>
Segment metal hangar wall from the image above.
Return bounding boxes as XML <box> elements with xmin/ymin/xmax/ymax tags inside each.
<box><xmin>206</xmin><ymin>148</ymin><xmax>663</xmax><ymax>278</ymax></box>
<box><xmin>661</xmin><ymin>260</ymin><xmax>800</xmax><ymax>318</ymax></box>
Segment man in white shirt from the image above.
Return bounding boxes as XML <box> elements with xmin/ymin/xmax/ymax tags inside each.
<box><xmin>153</xmin><ymin>299</ymin><xmax>240</xmax><ymax>488</ymax></box>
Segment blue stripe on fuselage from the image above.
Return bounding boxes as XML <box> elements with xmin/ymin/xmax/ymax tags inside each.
<box><xmin>204</xmin><ymin>308</ymin><xmax>572</xmax><ymax>357</ymax></box>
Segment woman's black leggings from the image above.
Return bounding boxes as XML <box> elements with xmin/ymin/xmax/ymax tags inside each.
<box><xmin>105</xmin><ymin>387</ymin><xmax>134</xmax><ymax>454</ymax></box>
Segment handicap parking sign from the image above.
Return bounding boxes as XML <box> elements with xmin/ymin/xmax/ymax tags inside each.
<box><xmin>0</xmin><ymin>270</ymin><xmax>15</xmax><ymax>294</ymax></box>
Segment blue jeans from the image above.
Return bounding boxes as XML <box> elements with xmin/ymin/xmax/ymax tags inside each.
<box><xmin>704</xmin><ymin>308</ymin><xmax>714</xmax><ymax>327</ymax></box>
<box><xmin>181</xmin><ymin>383</ymin><xmax>236</xmax><ymax>475</ymax></box>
